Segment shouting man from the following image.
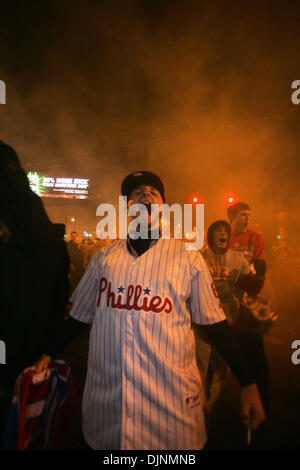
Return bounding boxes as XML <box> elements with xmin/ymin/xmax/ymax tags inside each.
<box><xmin>36</xmin><ymin>172</ymin><xmax>265</xmax><ymax>450</ymax></box>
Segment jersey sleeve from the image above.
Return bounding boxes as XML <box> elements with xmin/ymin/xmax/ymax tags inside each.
<box><xmin>188</xmin><ymin>252</ymin><xmax>226</xmax><ymax>325</ymax></box>
<box><xmin>69</xmin><ymin>250</ymin><xmax>102</xmax><ymax>324</ymax></box>
<box><xmin>238</xmin><ymin>252</ymin><xmax>251</xmax><ymax>278</ymax></box>
<box><xmin>252</xmin><ymin>233</ymin><xmax>266</xmax><ymax>261</ymax></box>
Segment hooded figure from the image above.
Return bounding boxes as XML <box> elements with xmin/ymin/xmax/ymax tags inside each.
<box><xmin>194</xmin><ymin>220</ymin><xmax>265</xmax><ymax>413</ymax></box>
<box><xmin>204</xmin><ymin>220</ymin><xmax>266</xmax><ymax>323</ymax></box>
<box><xmin>203</xmin><ymin>220</ymin><xmax>248</xmax><ymax>324</ymax></box>
<box><xmin>0</xmin><ymin>142</ymin><xmax>70</xmax><ymax>436</ymax></box>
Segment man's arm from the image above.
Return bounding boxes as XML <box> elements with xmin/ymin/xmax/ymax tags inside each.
<box><xmin>195</xmin><ymin>320</ymin><xmax>266</xmax><ymax>429</ymax></box>
<box><xmin>46</xmin><ymin>315</ymin><xmax>88</xmax><ymax>356</ymax></box>
<box><xmin>35</xmin><ymin>316</ymin><xmax>88</xmax><ymax>372</ymax></box>
<box><xmin>189</xmin><ymin>252</ymin><xmax>265</xmax><ymax>430</ymax></box>
<box><xmin>237</xmin><ymin>255</ymin><xmax>266</xmax><ymax>296</ymax></box>
<box><xmin>237</xmin><ymin>272</ymin><xmax>264</xmax><ymax>296</ymax></box>
<box><xmin>35</xmin><ymin>251</ymin><xmax>102</xmax><ymax>372</ymax></box>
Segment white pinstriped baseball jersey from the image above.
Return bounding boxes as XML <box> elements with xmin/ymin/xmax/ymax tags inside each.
<box><xmin>69</xmin><ymin>238</ymin><xmax>225</xmax><ymax>450</ymax></box>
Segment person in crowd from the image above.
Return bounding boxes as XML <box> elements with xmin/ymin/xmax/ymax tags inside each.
<box><xmin>83</xmin><ymin>237</ymin><xmax>107</xmax><ymax>269</ymax></box>
<box><xmin>79</xmin><ymin>238</ymin><xmax>94</xmax><ymax>255</ymax></box>
<box><xmin>227</xmin><ymin>202</ymin><xmax>270</xmax><ymax>446</ymax></box>
<box><xmin>194</xmin><ymin>220</ymin><xmax>264</xmax><ymax>415</ymax></box>
<box><xmin>67</xmin><ymin>231</ymin><xmax>84</xmax><ymax>293</ymax></box>
<box><xmin>0</xmin><ymin>141</ymin><xmax>70</xmax><ymax>445</ymax></box>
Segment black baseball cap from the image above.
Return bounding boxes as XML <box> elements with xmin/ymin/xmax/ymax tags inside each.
<box><xmin>121</xmin><ymin>171</ymin><xmax>165</xmax><ymax>201</ymax></box>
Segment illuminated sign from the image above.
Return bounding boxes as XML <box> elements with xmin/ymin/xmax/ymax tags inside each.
<box><xmin>27</xmin><ymin>172</ymin><xmax>89</xmax><ymax>199</ymax></box>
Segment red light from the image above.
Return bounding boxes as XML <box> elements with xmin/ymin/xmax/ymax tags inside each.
<box><xmin>192</xmin><ymin>195</ymin><xmax>200</xmax><ymax>204</ymax></box>
<box><xmin>226</xmin><ymin>195</ymin><xmax>236</xmax><ymax>206</ymax></box>
<box><xmin>224</xmin><ymin>193</ymin><xmax>237</xmax><ymax>207</ymax></box>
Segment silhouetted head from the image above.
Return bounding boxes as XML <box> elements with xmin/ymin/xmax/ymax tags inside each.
<box><xmin>0</xmin><ymin>141</ymin><xmax>29</xmax><ymax>193</ymax></box>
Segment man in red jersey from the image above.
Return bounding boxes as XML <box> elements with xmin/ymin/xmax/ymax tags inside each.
<box><xmin>228</xmin><ymin>202</ymin><xmax>266</xmax><ymax>265</ymax></box>
<box><xmin>227</xmin><ymin>202</ymin><xmax>269</xmax><ymax>447</ymax></box>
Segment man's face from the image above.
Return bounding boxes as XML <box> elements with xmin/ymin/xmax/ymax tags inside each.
<box><xmin>128</xmin><ymin>185</ymin><xmax>163</xmax><ymax>229</ymax></box>
<box><xmin>70</xmin><ymin>232</ymin><xmax>79</xmax><ymax>243</ymax></box>
<box><xmin>232</xmin><ymin>210</ymin><xmax>251</xmax><ymax>234</ymax></box>
<box><xmin>129</xmin><ymin>185</ymin><xmax>163</xmax><ymax>206</ymax></box>
<box><xmin>212</xmin><ymin>224</ymin><xmax>229</xmax><ymax>253</ymax></box>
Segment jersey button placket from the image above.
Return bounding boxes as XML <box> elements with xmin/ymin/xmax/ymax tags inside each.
<box><xmin>124</xmin><ymin>260</ymin><xmax>137</xmax><ymax>447</ymax></box>
<box><xmin>131</xmin><ymin>259</ymin><xmax>138</xmax><ymax>282</ymax></box>
<box><xmin>124</xmin><ymin>313</ymin><xmax>135</xmax><ymax>448</ymax></box>
<box><xmin>121</xmin><ymin>261</ymin><xmax>132</xmax><ymax>449</ymax></box>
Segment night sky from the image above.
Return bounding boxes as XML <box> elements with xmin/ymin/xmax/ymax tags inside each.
<box><xmin>1</xmin><ymin>0</ymin><xmax>300</xmax><ymax>237</ymax></box>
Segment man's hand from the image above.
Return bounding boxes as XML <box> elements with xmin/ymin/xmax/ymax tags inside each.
<box><xmin>240</xmin><ymin>383</ymin><xmax>266</xmax><ymax>430</ymax></box>
<box><xmin>34</xmin><ymin>354</ymin><xmax>51</xmax><ymax>373</ymax></box>
<box><xmin>253</xmin><ymin>259</ymin><xmax>266</xmax><ymax>278</ymax></box>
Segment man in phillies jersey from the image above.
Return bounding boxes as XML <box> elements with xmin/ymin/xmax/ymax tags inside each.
<box><xmin>36</xmin><ymin>173</ymin><xmax>265</xmax><ymax>450</ymax></box>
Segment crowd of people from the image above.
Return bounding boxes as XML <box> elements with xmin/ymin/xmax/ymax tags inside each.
<box><xmin>0</xmin><ymin>142</ymin><xmax>284</xmax><ymax>450</ymax></box>
<box><xmin>66</xmin><ymin>232</ymin><xmax>110</xmax><ymax>293</ymax></box>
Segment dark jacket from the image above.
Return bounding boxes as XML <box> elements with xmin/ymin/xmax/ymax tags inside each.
<box><xmin>0</xmin><ymin>141</ymin><xmax>70</xmax><ymax>384</ymax></box>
